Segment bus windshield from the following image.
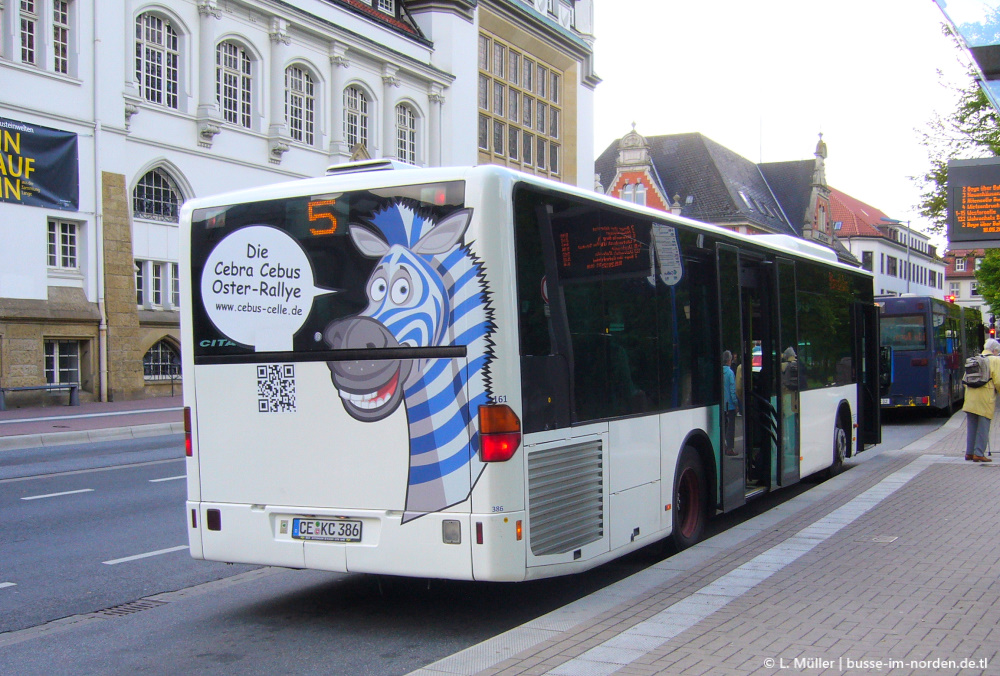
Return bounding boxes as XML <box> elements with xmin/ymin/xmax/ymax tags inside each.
<box><xmin>881</xmin><ymin>314</ymin><xmax>927</xmax><ymax>351</ymax></box>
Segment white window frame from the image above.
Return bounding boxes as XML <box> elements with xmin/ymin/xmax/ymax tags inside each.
<box><xmin>136</xmin><ymin>12</ymin><xmax>180</xmax><ymax>109</ymax></box>
<box><xmin>285</xmin><ymin>65</ymin><xmax>315</xmax><ymax>146</ymax></box>
<box><xmin>955</xmin><ymin>258</ymin><xmax>966</xmax><ymax>272</ymax></box>
<box><xmin>344</xmin><ymin>85</ymin><xmax>369</xmax><ymax>150</ymax></box>
<box><xmin>53</xmin><ymin>0</ymin><xmax>70</xmax><ymax>74</ymax></box>
<box><xmin>395</xmin><ymin>104</ymin><xmax>416</xmax><ymax>164</ymax></box>
<box><xmin>217</xmin><ymin>41</ymin><xmax>253</xmax><ymax>129</ymax></box>
<box><xmin>47</xmin><ymin>219</ymin><xmax>78</xmax><ymax>269</ymax></box>
<box><xmin>21</xmin><ymin>0</ymin><xmax>38</xmax><ymax>65</ymax></box>
<box><xmin>950</xmin><ymin>281</ymin><xmax>961</xmax><ymax>299</ymax></box>
<box><xmin>376</xmin><ymin>0</ymin><xmax>394</xmax><ymax>14</ymax></box>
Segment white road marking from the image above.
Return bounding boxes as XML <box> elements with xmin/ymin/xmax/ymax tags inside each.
<box><xmin>103</xmin><ymin>545</ymin><xmax>189</xmax><ymax>565</ymax></box>
<box><xmin>21</xmin><ymin>488</ymin><xmax>94</xmax><ymax>501</ymax></box>
<box><xmin>0</xmin><ymin>582</ymin><xmax>16</xmax><ymax>589</ymax></box>
<box><xmin>0</xmin><ymin>407</ymin><xmax>184</xmax><ymax>425</ymax></box>
<box><xmin>148</xmin><ymin>475</ymin><xmax>185</xmax><ymax>483</ymax></box>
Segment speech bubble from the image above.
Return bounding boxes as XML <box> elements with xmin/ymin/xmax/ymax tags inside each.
<box><xmin>201</xmin><ymin>225</ymin><xmax>336</xmax><ymax>351</ymax></box>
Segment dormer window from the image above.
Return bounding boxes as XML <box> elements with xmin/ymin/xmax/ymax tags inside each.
<box><xmin>955</xmin><ymin>258</ymin><xmax>966</xmax><ymax>272</ymax></box>
<box><xmin>376</xmin><ymin>0</ymin><xmax>394</xmax><ymax>15</ymax></box>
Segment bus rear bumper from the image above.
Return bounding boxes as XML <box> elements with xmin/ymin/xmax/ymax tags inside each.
<box><xmin>188</xmin><ymin>501</ymin><xmax>483</xmax><ymax>579</ymax></box>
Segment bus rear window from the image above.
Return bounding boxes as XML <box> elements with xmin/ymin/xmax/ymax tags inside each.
<box><xmin>881</xmin><ymin>315</ymin><xmax>927</xmax><ymax>351</ymax></box>
<box><xmin>189</xmin><ymin>181</ymin><xmax>464</xmax><ymax>358</ymax></box>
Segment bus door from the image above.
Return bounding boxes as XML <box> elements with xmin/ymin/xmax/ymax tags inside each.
<box><xmin>776</xmin><ymin>259</ymin><xmax>799</xmax><ymax>487</ymax></box>
<box><xmin>718</xmin><ymin>247</ymin><xmax>778</xmax><ymax>508</ymax></box>
<box><xmin>853</xmin><ymin>301</ymin><xmax>882</xmax><ymax>450</ymax></box>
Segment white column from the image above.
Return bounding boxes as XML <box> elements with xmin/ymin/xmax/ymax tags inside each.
<box><xmin>328</xmin><ymin>41</ymin><xmax>349</xmax><ymax>161</ymax></box>
<box><xmin>428</xmin><ymin>84</ymin><xmax>445</xmax><ymax>168</ymax></box>
<box><xmin>267</xmin><ymin>17</ymin><xmax>290</xmax><ymax>162</ymax></box>
<box><xmin>381</xmin><ymin>63</ymin><xmax>400</xmax><ymax>160</ymax></box>
<box><xmin>195</xmin><ymin>0</ymin><xmax>222</xmax><ymax>146</ymax></box>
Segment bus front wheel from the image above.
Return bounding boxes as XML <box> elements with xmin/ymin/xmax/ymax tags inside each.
<box><xmin>672</xmin><ymin>447</ymin><xmax>708</xmax><ymax>551</ymax></box>
<box><xmin>829</xmin><ymin>417</ymin><xmax>849</xmax><ymax>478</ymax></box>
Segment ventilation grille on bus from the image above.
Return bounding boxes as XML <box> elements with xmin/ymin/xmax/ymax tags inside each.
<box><xmin>527</xmin><ymin>439</ymin><xmax>604</xmax><ymax>556</ymax></box>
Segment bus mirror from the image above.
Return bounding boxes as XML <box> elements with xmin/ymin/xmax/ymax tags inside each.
<box><xmin>879</xmin><ymin>346</ymin><xmax>893</xmax><ymax>389</ymax></box>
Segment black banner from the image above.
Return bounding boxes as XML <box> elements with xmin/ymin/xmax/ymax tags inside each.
<box><xmin>0</xmin><ymin>117</ymin><xmax>78</xmax><ymax>211</ymax></box>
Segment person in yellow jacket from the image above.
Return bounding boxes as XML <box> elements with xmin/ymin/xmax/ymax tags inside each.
<box><xmin>962</xmin><ymin>338</ymin><xmax>1000</xmax><ymax>462</ymax></box>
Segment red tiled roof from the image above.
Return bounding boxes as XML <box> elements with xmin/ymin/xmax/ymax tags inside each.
<box><xmin>829</xmin><ymin>187</ymin><xmax>891</xmax><ymax>237</ymax></box>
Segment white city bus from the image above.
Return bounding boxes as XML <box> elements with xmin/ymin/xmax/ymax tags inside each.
<box><xmin>180</xmin><ymin>163</ymin><xmax>881</xmax><ymax>582</ymax></box>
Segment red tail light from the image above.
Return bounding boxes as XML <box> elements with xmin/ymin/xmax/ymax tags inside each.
<box><xmin>184</xmin><ymin>406</ymin><xmax>192</xmax><ymax>457</ymax></box>
<box><xmin>479</xmin><ymin>404</ymin><xmax>521</xmax><ymax>462</ymax></box>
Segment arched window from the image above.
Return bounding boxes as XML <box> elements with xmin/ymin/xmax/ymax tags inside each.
<box><xmin>143</xmin><ymin>340</ymin><xmax>180</xmax><ymax>380</ymax></box>
<box><xmin>344</xmin><ymin>86</ymin><xmax>369</xmax><ymax>150</ymax></box>
<box><xmin>395</xmin><ymin>104</ymin><xmax>416</xmax><ymax>164</ymax></box>
<box><xmin>135</xmin><ymin>13</ymin><xmax>179</xmax><ymax>108</ymax></box>
<box><xmin>634</xmin><ymin>182</ymin><xmax>646</xmax><ymax>206</ymax></box>
<box><xmin>622</xmin><ymin>183</ymin><xmax>634</xmax><ymax>203</ymax></box>
<box><xmin>133</xmin><ymin>168</ymin><xmax>182</xmax><ymax>222</ymax></box>
<box><xmin>217</xmin><ymin>41</ymin><xmax>252</xmax><ymax>128</ymax></box>
<box><xmin>285</xmin><ymin>65</ymin><xmax>315</xmax><ymax>145</ymax></box>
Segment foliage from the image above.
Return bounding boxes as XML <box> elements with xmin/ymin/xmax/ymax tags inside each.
<box><xmin>916</xmin><ymin>27</ymin><xmax>1000</xmax><ymax>234</ymax></box>
<box><xmin>975</xmin><ymin>250</ymin><xmax>1000</xmax><ymax>316</ymax></box>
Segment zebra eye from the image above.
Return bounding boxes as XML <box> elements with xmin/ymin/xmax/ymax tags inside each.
<box><xmin>391</xmin><ymin>278</ymin><xmax>410</xmax><ymax>304</ymax></box>
<box><xmin>370</xmin><ymin>277</ymin><xmax>387</xmax><ymax>302</ymax></box>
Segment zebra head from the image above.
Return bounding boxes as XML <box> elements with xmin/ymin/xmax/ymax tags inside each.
<box><xmin>325</xmin><ymin>206</ymin><xmax>473</xmax><ymax>423</ymax></box>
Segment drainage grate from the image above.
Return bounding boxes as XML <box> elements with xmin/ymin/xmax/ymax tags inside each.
<box><xmin>872</xmin><ymin>535</ymin><xmax>898</xmax><ymax>543</ymax></box>
<box><xmin>92</xmin><ymin>599</ymin><xmax>167</xmax><ymax>618</ymax></box>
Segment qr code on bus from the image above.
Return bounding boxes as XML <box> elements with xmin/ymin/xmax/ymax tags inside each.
<box><xmin>257</xmin><ymin>364</ymin><xmax>296</xmax><ymax>413</ymax></box>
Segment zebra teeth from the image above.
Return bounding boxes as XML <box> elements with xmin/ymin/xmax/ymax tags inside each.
<box><xmin>339</xmin><ymin>370</ymin><xmax>400</xmax><ymax>410</ymax></box>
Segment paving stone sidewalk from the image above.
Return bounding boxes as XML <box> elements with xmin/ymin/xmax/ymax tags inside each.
<box><xmin>412</xmin><ymin>416</ymin><xmax>1000</xmax><ymax>676</ymax></box>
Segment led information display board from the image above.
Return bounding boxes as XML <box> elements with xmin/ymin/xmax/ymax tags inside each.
<box><xmin>948</xmin><ymin>157</ymin><xmax>1000</xmax><ymax>246</ymax></box>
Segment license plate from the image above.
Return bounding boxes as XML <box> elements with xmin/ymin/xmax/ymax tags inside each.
<box><xmin>292</xmin><ymin>518</ymin><xmax>362</xmax><ymax>542</ymax></box>
<box><xmin>880</xmin><ymin>398</ymin><xmax>890</xmax><ymax>405</ymax></box>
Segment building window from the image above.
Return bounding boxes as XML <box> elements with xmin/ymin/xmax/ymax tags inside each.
<box><xmin>395</xmin><ymin>104</ymin><xmax>416</xmax><ymax>164</ymax></box>
<box><xmin>478</xmin><ymin>115</ymin><xmax>489</xmax><ymax>151</ymax></box>
<box><xmin>21</xmin><ymin>0</ymin><xmax>38</xmax><ymax>65</ymax></box>
<box><xmin>171</xmin><ymin>263</ymin><xmax>180</xmax><ymax>308</ymax></box>
<box><xmin>886</xmin><ymin>256</ymin><xmax>897</xmax><ymax>277</ymax></box>
<box><xmin>44</xmin><ymin>340</ymin><xmax>80</xmax><ymax>384</ymax></box>
<box><xmin>151</xmin><ymin>262</ymin><xmax>163</xmax><ymax>306</ymax></box>
<box><xmin>376</xmin><ymin>0</ymin><xmax>394</xmax><ymax>14</ymax></box>
<box><xmin>344</xmin><ymin>86</ymin><xmax>369</xmax><ymax>150</ymax></box>
<box><xmin>133</xmin><ymin>168</ymin><xmax>182</xmax><ymax>222</ymax></box>
<box><xmin>955</xmin><ymin>258</ymin><xmax>966</xmax><ymax>272</ymax></box>
<box><xmin>633</xmin><ymin>181</ymin><xmax>644</xmax><ymax>205</ymax></box>
<box><xmin>950</xmin><ymin>282</ymin><xmax>961</xmax><ymax>298</ymax></box>
<box><xmin>478</xmin><ymin>32</ymin><xmax>562</xmax><ymax>179</ymax></box>
<box><xmin>47</xmin><ymin>220</ymin><xmax>77</xmax><ymax>269</ymax></box>
<box><xmin>861</xmin><ymin>251</ymin><xmax>873</xmax><ymax>272</ymax></box>
<box><xmin>975</xmin><ymin>258</ymin><xmax>983</xmax><ymax>271</ymax></box>
<box><xmin>972</xmin><ymin>282</ymin><xmax>981</xmax><ymax>297</ymax></box>
<box><xmin>217</xmin><ymin>41</ymin><xmax>252</xmax><ymax>128</ymax></box>
<box><xmin>136</xmin><ymin>13</ymin><xmax>179</xmax><ymax>108</ymax></box>
<box><xmin>135</xmin><ymin>261</ymin><xmax>144</xmax><ymax>305</ymax></box>
<box><xmin>53</xmin><ymin>1</ymin><xmax>70</xmax><ymax>74</ymax></box>
<box><xmin>285</xmin><ymin>65</ymin><xmax>315</xmax><ymax>145</ymax></box>
<box><xmin>143</xmin><ymin>340</ymin><xmax>180</xmax><ymax>380</ymax></box>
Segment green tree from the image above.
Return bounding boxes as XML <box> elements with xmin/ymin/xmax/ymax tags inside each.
<box><xmin>975</xmin><ymin>249</ymin><xmax>1000</xmax><ymax>316</ymax></box>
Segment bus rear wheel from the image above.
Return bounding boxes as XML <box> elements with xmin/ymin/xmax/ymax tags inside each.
<box><xmin>672</xmin><ymin>447</ymin><xmax>707</xmax><ymax>551</ymax></box>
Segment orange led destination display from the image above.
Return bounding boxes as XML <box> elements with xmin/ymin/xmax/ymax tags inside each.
<box><xmin>948</xmin><ymin>158</ymin><xmax>1000</xmax><ymax>243</ymax></box>
<box><xmin>555</xmin><ymin>221</ymin><xmax>647</xmax><ymax>279</ymax></box>
<box><xmin>954</xmin><ymin>184</ymin><xmax>1000</xmax><ymax>234</ymax></box>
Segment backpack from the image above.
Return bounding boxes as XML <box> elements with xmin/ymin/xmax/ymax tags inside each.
<box><xmin>963</xmin><ymin>355</ymin><xmax>992</xmax><ymax>388</ymax></box>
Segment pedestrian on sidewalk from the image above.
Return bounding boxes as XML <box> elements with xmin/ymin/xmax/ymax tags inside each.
<box><xmin>963</xmin><ymin>337</ymin><xmax>1000</xmax><ymax>462</ymax></box>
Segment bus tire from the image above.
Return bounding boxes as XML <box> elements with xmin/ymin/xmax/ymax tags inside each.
<box><xmin>829</xmin><ymin>416</ymin><xmax>849</xmax><ymax>478</ymax></box>
<box><xmin>671</xmin><ymin>447</ymin><xmax>708</xmax><ymax>551</ymax></box>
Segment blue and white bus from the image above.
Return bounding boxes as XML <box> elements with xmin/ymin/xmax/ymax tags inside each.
<box><xmin>180</xmin><ymin>163</ymin><xmax>881</xmax><ymax>581</ymax></box>
<box><xmin>878</xmin><ymin>295</ymin><xmax>983</xmax><ymax>414</ymax></box>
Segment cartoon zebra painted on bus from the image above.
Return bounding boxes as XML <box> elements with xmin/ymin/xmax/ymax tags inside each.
<box><xmin>322</xmin><ymin>203</ymin><xmax>494</xmax><ymax>522</ymax></box>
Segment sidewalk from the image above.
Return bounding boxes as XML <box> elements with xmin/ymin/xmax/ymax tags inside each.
<box><xmin>0</xmin><ymin>395</ymin><xmax>184</xmax><ymax>451</ymax></box>
<box><xmin>412</xmin><ymin>414</ymin><xmax>1000</xmax><ymax>676</ymax></box>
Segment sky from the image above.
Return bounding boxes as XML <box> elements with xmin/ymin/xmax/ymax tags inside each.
<box><xmin>591</xmin><ymin>0</ymin><xmax>974</xmax><ymax>248</ymax></box>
